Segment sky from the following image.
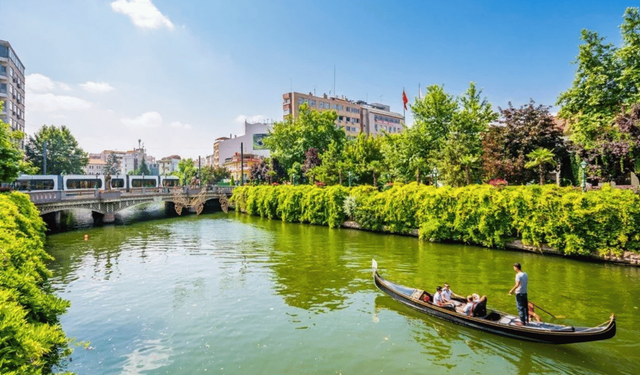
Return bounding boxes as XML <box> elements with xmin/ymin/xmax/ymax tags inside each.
<box><xmin>0</xmin><ymin>0</ymin><xmax>635</xmax><ymax>159</ymax></box>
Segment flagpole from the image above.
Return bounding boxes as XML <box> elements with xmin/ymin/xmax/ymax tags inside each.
<box><xmin>403</xmin><ymin>86</ymin><xmax>405</xmax><ymax>120</ymax></box>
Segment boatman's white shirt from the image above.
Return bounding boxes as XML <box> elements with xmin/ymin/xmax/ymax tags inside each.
<box><xmin>515</xmin><ymin>271</ymin><xmax>528</xmax><ymax>294</ymax></box>
<box><xmin>433</xmin><ymin>291</ymin><xmax>443</xmax><ymax>305</ymax></box>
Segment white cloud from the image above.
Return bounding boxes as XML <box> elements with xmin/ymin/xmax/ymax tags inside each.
<box><xmin>235</xmin><ymin>114</ymin><xmax>265</xmax><ymax>124</ymax></box>
<box><xmin>120</xmin><ymin>111</ymin><xmax>163</xmax><ymax>128</ymax></box>
<box><xmin>28</xmin><ymin>93</ymin><xmax>92</xmax><ymax>112</ymax></box>
<box><xmin>26</xmin><ymin>73</ymin><xmax>55</xmax><ymax>92</ymax></box>
<box><xmin>58</xmin><ymin>82</ymin><xmax>71</xmax><ymax>91</ymax></box>
<box><xmin>169</xmin><ymin>121</ymin><xmax>192</xmax><ymax>129</ymax></box>
<box><xmin>80</xmin><ymin>81</ymin><xmax>115</xmax><ymax>93</ymax></box>
<box><xmin>111</xmin><ymin>0</ymin><xmax>174</xmax><ymax>30</ymax></box>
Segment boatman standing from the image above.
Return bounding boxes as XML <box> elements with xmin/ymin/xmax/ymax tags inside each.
<box><xmin>508</xmin><ymin>262</ymin><xmax>528</xmax><ymax>325</ymax></box>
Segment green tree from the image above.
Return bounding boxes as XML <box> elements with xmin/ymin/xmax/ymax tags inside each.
<box><xmin>342</xmin><ymin>133</ymin><xmax>384</xmax><ymax>185</ymax></box>
<box><xmin>135</xmin><ymin>158</ymin><xmax>151</xmax><ymax>175</ymax></box>
<box><xmin>525</xmin><ymin>148</ymin><xmax>557</xmax><ymax>185</ymax></box>
<box><xmin>437</xmin><ymin>82</ymin><xmax>497</xmax><ymax>186</ymax></box>
<box><xmin>201</xmin><ymin>165</ymin><xmax>230</xmax><ymax>185</ymax></box>
<box><xmin>174</xmin><ymin>158</ymin><xmax>197</xmax><ymax>185</ymax></box>
<box><xmin>557</xmin><ymin>7</ymin><xmax>640</xmax><ymax>148</ymax></box>
<box><xmin>264</xmin><ymin>103</ymin><xmax>346</xmax><ymax>178</ymax></box>
<box><xmin>0</xmin><ymin>102</ymin><xmax>23</xmax><ymax>182</ymax></box>
<box><xmin>25</xmin><ymin>125</ymin><xmax>88</xmax><ymax>175</ymax></box>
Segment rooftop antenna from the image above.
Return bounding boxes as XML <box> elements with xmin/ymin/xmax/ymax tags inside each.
<box><xmin>313</xmin><ymin>85</ymin><xmax>316</xmax><ymax>96</ymax></box>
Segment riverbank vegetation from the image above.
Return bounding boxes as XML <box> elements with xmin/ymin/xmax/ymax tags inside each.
<box><xmin>232</xmin><ymin>183</ymin><xmax>640</xmax><ymax>257</ymax></box>
<box><xmin>0</xmin><ymin>192</ymin><xmax>72</xmax><ymax>374</ymax></box>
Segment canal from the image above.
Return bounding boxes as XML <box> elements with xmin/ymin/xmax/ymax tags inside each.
<box><xmin>46</xmin><ymin>213</ymin><xmax>640</xmax><ymax>374</ymax></box>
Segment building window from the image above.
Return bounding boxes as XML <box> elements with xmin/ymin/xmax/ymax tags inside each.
<box><xmin>310</xmin><ymin>100</ymin><xmax>316</xmax><ymax>106</ymax></box>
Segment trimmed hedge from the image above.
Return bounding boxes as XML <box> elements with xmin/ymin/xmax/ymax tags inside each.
<box><xmin>0</xmin><ymin>192</ymin><xmax>72</xmax><ymax>375</ymax></box>
<box><xmin>231</xmin><ymin>183</ymin><xmax>640</xmax><ymax>256</ymax></box>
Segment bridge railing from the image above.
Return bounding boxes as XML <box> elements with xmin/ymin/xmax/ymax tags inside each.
<box><xmin>27</xmin><ymin>191</ymin><xmax>62</xmax><ymax>204</ymax></box>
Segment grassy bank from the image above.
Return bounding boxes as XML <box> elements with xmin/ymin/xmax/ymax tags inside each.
<box><xmin>231</xmin><ymin>183</ymin><xmax>640</xmax><ymax>257</ymax></box>
<box><xmin>0</xmin><ymin>192</ymin><xmax>72</xmax><ymax>375</ymax></box>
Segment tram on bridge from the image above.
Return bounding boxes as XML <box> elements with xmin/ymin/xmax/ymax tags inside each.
<box><xmin>12</xmin><ymin>174</ymin><xmax>180</xmax><ymax>194</ymax></box>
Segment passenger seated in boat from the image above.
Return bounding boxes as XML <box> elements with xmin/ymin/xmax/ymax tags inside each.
<box><xmin>442</xmin><ymin>283</ymin><xmax>462</xmax><ymax>306</ymax></box>
<box><xmin>456</xmin><ymin>295</ymin><xmax>475</xmax><ymax>316</ymax></box>
<box><xmin>433</xmin><ymin>286</ymin><xmax>454</xmax><ymax>307</ymax></box>
<box><xmin>528</xmin><ymin>302</ymin><xmax>542</xmax><ymax>323</ymax></box>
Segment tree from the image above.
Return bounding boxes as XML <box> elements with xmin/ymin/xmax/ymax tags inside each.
<box><xmin>25</xmin><ymin>125</ymin><xmax>88</xmax><ymax>175</ymax></box>
<box><xmin>482</xmin><ymin>101</ymin><xmax>567</xmax><ymax>185</ymax></box>
<box><xmin>0</xmin><ymin>102</ymin><xmax>23</xmax><ymax>182</ymax></box>
<box><xmin>525</xmin><ymin>148</ymin><xmax>557</xmax><ymax>185</ymax></box>
<box><xmin>201</xmin><ymin>165</ymin><xmax>231</xmax><ymax>185</ymax></box>
<box><xmin>264</xmin><ymin>103</ymin><xmax>346</xmax><ymax>178</ymax></box>
<box><xmin>557</xmin><ymin>7</ymin><xmax>640</xmax><ymax>148</ymax></box>
<box><xmin>174</xmin><ymin>158</ymin><xmax>197</xmax><ymax>185</ymax></box>
<box><xmin>437</xmin><ymin>82</ymin><xmax>497</xmax><ymax>186</ymax></box>
<box><xmin>135</xmin><ymin>158</ymin><xmax>151</xmax><ymax>175</ymax></box>
<box><xmin>103</xmin><ymin>152</ymin><xmax>119</xmax><ymax>175</ymax></box>
<box><xmin>302</xmin><ymin>147</ymin><xmax>321</xmax><ymax>183</ymax></box>
<box><xmin>249</xmin><ymin>160</ymin><xmax>270</xmax><ymax>184</ymax></box>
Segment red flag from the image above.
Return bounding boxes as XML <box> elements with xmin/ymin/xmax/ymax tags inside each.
<box><xmin>402</xmin><ymin>89</ymin><xmax>408</xmax><ymax>110</ymax></box>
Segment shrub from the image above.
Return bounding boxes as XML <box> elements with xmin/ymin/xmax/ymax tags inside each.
<box><xmin>0</xmin><ymin>192</ymin><xmax>72</xmax><ymax>374</ymax></box>
<box><xmin>230</xmin><ymin>183</ymin><xmax>640</xmax><ymax>256</ymax></box>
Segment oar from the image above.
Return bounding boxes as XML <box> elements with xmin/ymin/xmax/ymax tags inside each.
<box><xmin>530</xmin><ymin>302</ymin><xmax>565</xmax><ymax>319</ymax></box>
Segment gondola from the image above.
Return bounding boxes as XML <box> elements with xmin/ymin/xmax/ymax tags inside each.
<box><xmin>372</xmin><ymin>259</ymin><xmax>616</xmax><ymax>344</ymax></box>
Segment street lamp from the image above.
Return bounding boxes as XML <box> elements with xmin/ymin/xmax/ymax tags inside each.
<box><xmin>142</xmin><ymin>172</ymin><xmax>145</xmax><ymax>194</ymax></box>
<box><xmin>432</xmin><ymin>167</ymin><xmax>438</xmax><ymax>188</ymax></box>
<box><xmin>348</xmin><ymin>171</ymin><xmax>352</xmax><ymax>187</ymax></box>
<box><xmin>580</xmin><ymin>160</ymin><xmax>587</xmax><ymax>192</ymax></box>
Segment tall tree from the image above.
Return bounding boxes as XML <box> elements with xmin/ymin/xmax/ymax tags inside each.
<box><xmin>25</xmin><ymin>125</ymin><xmax>88</xmax><ymax>175</ymax></box>
<box><xmin>525</xmin><ymin>148</ymin><xmax>557</xmax><ymax>185</ymax></box>
<box><xmin>135</xmin><ymin>158</ymin><xmax>151</xmax><ymax>175</ymax></box>
<box><xmin>437</xmin><ymin>82</ymin><xmax>497</xmax><ymax>186</ymax></box>
<box><xmin>557</xmin><ymin>7</ymin><xmax>640</xmax><ymax>148</ymax></box>
<box><xmin>264</xmin><ymin>103</ymin><xmax>346</xmax><ymax>178</ymax></box>
<box><xmin>201</xmin><ymin>165</ymin><xmax>231</xmax><ymax>185</ymax></box>
<box><xmin>0</xmin><ymin>102</ymin><xmax>23</xmax><ymax>182</ymax></box>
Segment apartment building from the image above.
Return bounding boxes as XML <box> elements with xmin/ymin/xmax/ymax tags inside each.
<box><xmin>158</xmin><ymin>155</ymin><xmax>181</xmax><ymax>175</ymax></box>
<box><xmin>0</xmin><ymin>40</ymin><xmax>26</xmax><ymax>148</ymax></box>
<box><xmin>360</xmin><ymin>102</ymin><xmax>405</xmax><ymax>136</ymax></box>
<box><xmin>282</xmin><ymin>92</ymin><xmax>363</xmax><ymax>137</ymax></box>
<box><xmin>223</xmin><ymin>152</ymin><xmax>263</xmax><ymax>183</ymax></box>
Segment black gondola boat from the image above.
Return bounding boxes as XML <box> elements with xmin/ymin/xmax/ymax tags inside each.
<box><xmin>372</xmin><ymin>259</ymin><xmax>616</xmax><ymax>344</ymax></box>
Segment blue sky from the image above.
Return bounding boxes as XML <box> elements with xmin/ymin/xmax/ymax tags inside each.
<box><xmin>0</xmin><ymin>0</ymin><xmax>634</xmax><ymax>159</ymax></box>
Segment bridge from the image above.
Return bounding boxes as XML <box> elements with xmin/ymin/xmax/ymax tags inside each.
<box><xmin>27</xmin><ymin>187</ymin><xmax>234</xmax><ymax>226</ymax></box>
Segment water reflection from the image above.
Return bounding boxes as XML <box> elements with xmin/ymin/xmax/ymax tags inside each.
<box><xmin>121</xmin><ymin>339</ymin><xmax>173</xmax><ymax>375</ymax></box>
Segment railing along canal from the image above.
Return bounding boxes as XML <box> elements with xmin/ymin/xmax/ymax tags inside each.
<box><xmin>26</xmin><ymin>186</ymin><xmax>235</xmax><ymax>204</ymax></box>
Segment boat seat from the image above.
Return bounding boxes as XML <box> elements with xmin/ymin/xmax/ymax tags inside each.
<box><xmin>472</xmin><ymin>297</ymin><xmax>487</xmax><ymax>318</ymax></box>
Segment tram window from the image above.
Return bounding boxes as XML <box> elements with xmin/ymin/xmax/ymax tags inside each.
<box><xmin>163</xmin><ymin>179</ymin><xmax>179</xmax><ymax>187</ymax></box>
<box><xmin>15</xmin><ymin>179</ymin><xmax>54</xmax><ymax>190</ymax></box>
<box><xmin>131</xmin><ymin>179</ymin><xmax>157</xmax><ymax>188</ymax></box>
<box><xmin>111</xmin><ymin>178</ymin><xmax>125</xmax><ymax>188</ymax></box>
<box><xmin>66</xmin><ymin>179</ymin><xmax>102</xmax><ymax>189</ymax></box>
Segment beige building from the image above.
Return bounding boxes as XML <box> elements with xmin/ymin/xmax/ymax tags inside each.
<box><xmin>282</xmin><ymin>92</ymin><xmax>363</xmax><ymax>137</ymax></box>
<box><xmin>223</xmin><ymin>152</ymin><xmax>263</xmax><ymax>184</ymax></box>
<box><xmin>83</xmin><ymin>158</ymin><xmax>107</xmax><ymax>175</ymax></box>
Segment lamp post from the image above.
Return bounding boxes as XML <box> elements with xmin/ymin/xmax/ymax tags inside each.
<box><xmin>432</xmin><ymin>167</ymin><xmax>438</xmax><ymax>188</ymax></box>
<box><xmin>580</xmin><ymin>160</ymin><xmax>587</xmax><ymax>192</ymax></box>
<box><xmin>348</xmin><ymin>171</ymin><xmax>352</xmax><ymax>187</ymax></box>
<box><xmin>142</xmin><ymin>172</ymin><xmax>145</xmax><ymax>194</ymax></box>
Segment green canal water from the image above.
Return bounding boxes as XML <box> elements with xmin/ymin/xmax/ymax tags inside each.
<box><xmin>46</xmin><ymin>213</ymin><xmax>640</xmax><ymax>375</ymax></box>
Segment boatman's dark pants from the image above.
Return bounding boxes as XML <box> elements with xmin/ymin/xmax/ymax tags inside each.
<box><xmin>515</xmin><ymin>293</ymin><xmax>528</xmax><ymax>325</ymax></box>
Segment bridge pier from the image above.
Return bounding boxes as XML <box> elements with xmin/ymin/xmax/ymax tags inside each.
<box><xmin>91</xmin><ymin>211</ymin><xmax>104</xmax><ymax>226</ymax></box>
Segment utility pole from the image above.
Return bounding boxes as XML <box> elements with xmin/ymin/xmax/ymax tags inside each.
<box><xmin>240</xmin><ymin>142</ymin><xmax>244</xmax><ymax>186</ymax></box>
<box><xmin>198</xmin><ymin>156</ymin><xmax>202</xmax><ymax>187</ymax></box>
<box><xmin>43</xmin><ymin>140</ymin><xmax>47</xmax><ymax>175</ymax></box>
